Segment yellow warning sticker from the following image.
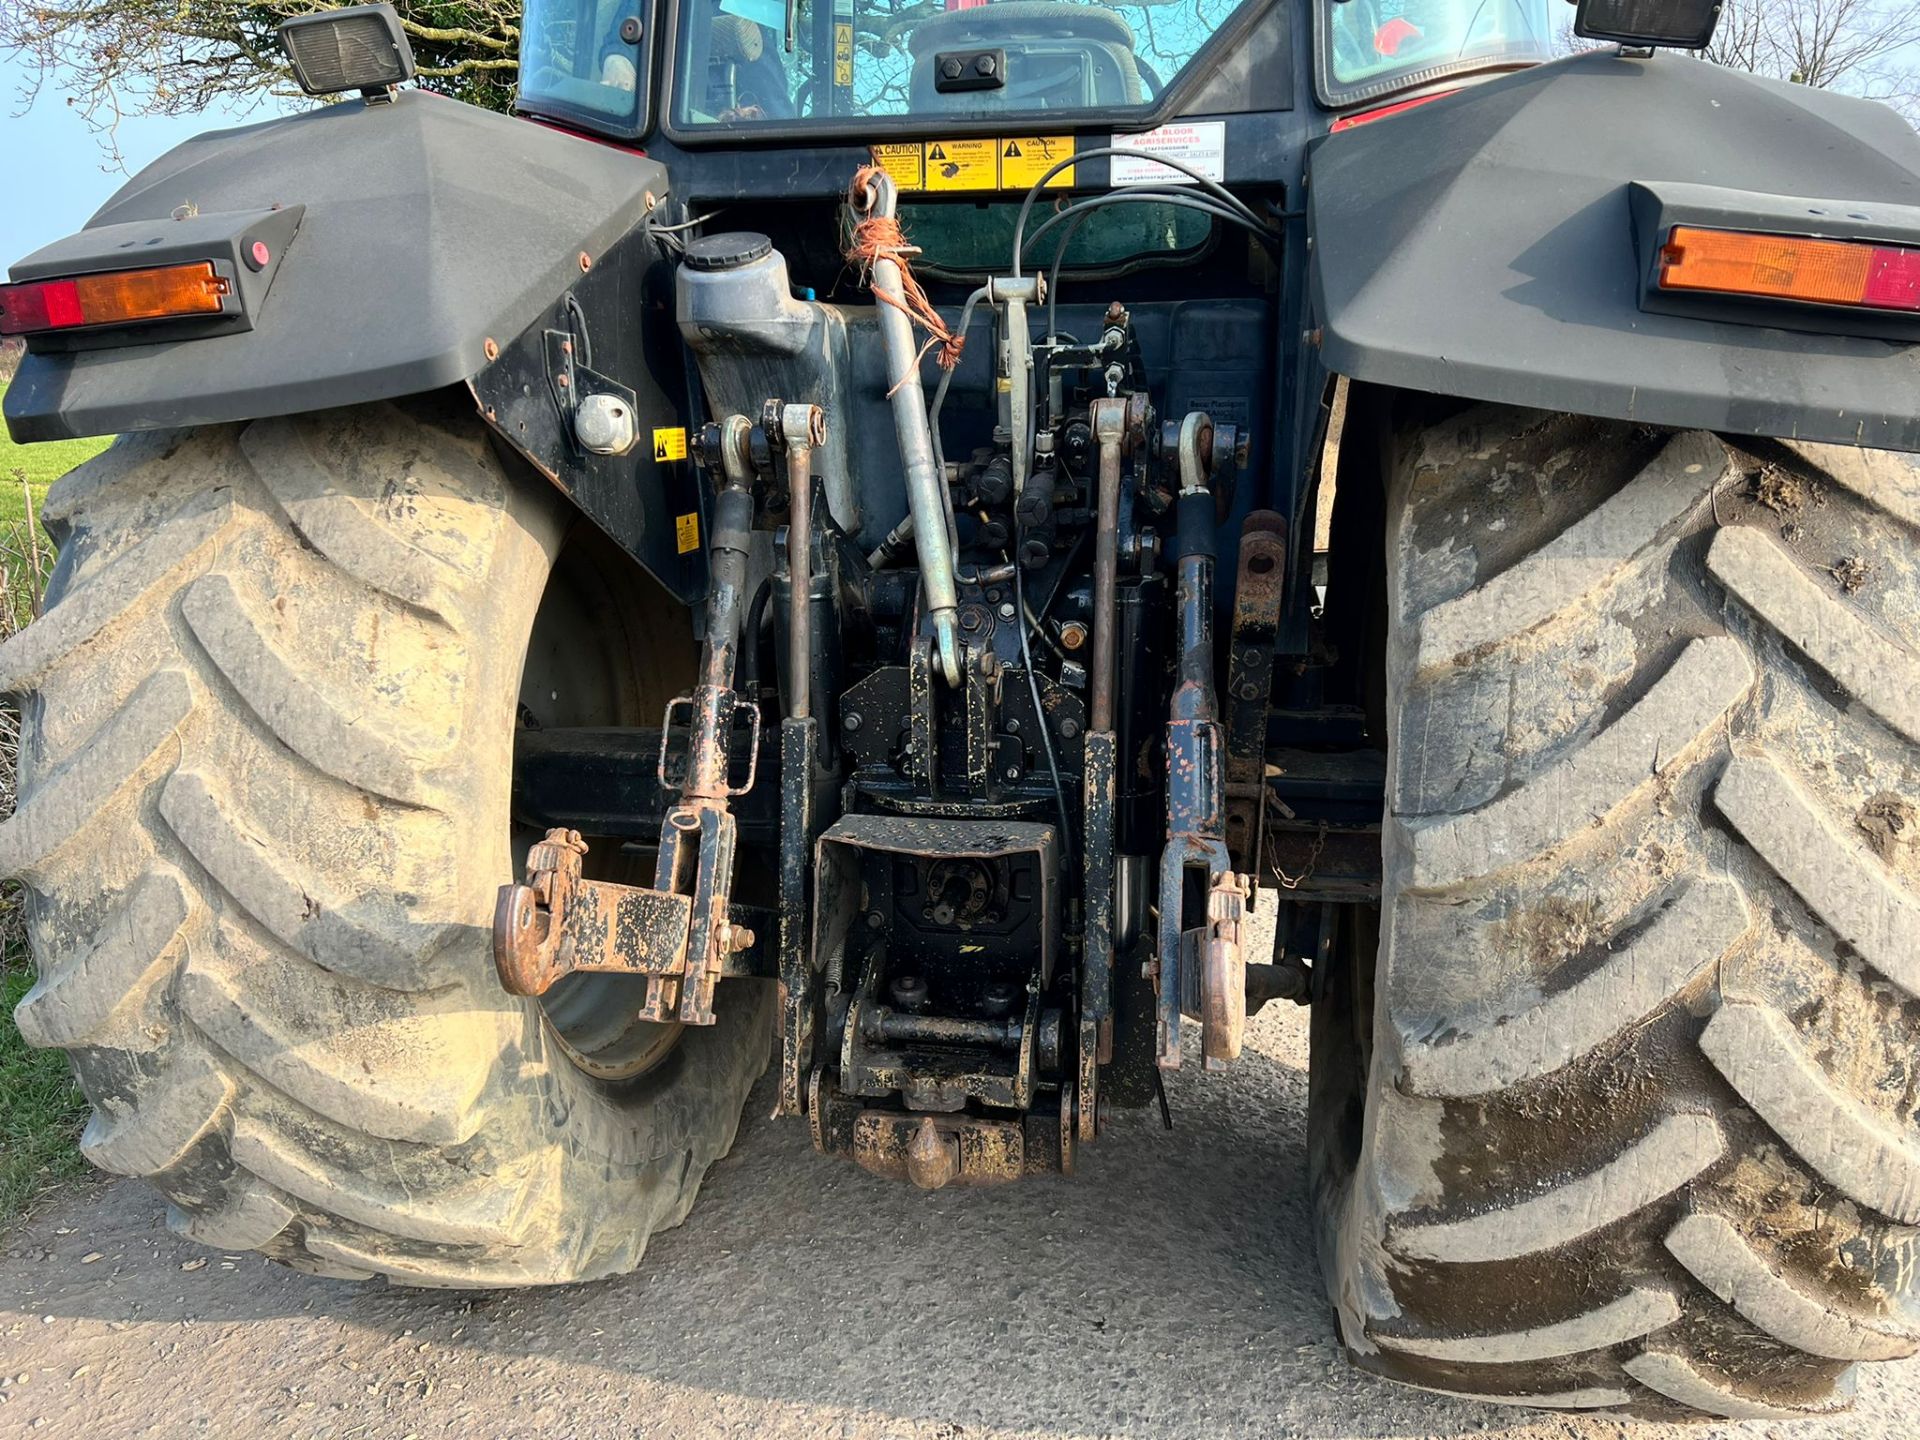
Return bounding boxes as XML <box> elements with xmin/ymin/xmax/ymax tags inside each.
<box><xmin>870</xmin><ymin>142</ymin><xmax>924</xmax><ymax>191</ymax></box>
<box><xmin>998</xmin><ymin>136</ymin><xmax>1074</xmax><ymax>189</ymax></box>
<box><xmin>833</xmin><ymin>23</ymin><xmax>854</xmax><ymax>86</ymax></box>
<box><xmin>652</xmin><ymin>426</ymin><xmax>688</xmax><ymax>463</ymax></box>
<box><xmin>881</xmin><ymin>137</ymin><xmax>1077</xmax><ymax>193</ymax></box>
<box><xmin>675</xmin><ymin>512</ymin><xmax>700</xmax><ymax>555</ymax></box>
<box><xmin>923</xmin><ymin>138</ymin><xmax>999</xmax><ymax>191</ymax></box>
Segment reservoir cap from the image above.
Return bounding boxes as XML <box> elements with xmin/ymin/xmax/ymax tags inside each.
<box><xmin>683</xmin><ymin>232</ymin><xmax>774</xmax><ymax>272</ymax></box>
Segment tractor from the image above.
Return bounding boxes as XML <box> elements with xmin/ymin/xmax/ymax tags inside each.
<box><xmin>6</xmin><ymin>0</ymin><xmax>1920</xmax><ymax>1418</ymax></box>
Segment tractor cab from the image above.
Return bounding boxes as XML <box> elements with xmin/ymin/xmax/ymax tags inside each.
<box><xmin>514</xmin><ymin>0</ymin><xmax>1562</xmax><ymax>144</ymax></box>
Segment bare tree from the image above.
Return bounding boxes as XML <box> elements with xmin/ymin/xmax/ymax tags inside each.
<box><xmin>1702</xmin><ymin>0</ymin><xmax>1920</xmax><ymax>117</ymax></box>
<box><xmin>0</xmin><ymin>1</ymin><xmax>522</xmax><ymax>158</ymax></box>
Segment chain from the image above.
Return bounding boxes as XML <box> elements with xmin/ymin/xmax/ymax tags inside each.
<box><xmin>1269</xmin><ymin>821</ymin><xmax>1328</xmax><ymax>892</ymax></box>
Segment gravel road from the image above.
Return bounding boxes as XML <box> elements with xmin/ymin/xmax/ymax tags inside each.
<box><xmin>2</xmin><ymin>1002</ymin><xmax>1914</xmax><ymax>1440</ymax></box>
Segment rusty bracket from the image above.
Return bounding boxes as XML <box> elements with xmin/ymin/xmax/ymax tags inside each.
<box><xmin>809</xmin><ymin>1067</ymin><xmax>1074</xmax><ymax>1190</ymax></box>
<box><xmin>1224</xmin><ymin>512</ymin><xmax>1287</xmax><ymax>876</ymax></box>
<box><xmin>492</xmin><ymin>828</ymin><xmax>763</xmax><ymax>1001</ymax></box>
<box><xmin>1156</xmin><ymin>724</ymin><xmax>1234</xmax><ymax>1069</ymax></box>
<box><xmin>659</xmin><ymin>689</ymin><xmax>761</xmax><ymax>796</ymax></box>
<box><xmin>1200</xmin><ymin>871</ymin><xmax>1249</xmax><ymax>1071</ymax></box>
<box><xmin>654</xmin><ymin>802</ymin><xmax>749</xmax><ymax>1023</ymax></box>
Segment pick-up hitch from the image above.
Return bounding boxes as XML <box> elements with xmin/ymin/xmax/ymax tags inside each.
<box><xmin>493</xmin><ymin>826</ymin><xmax>766</xmax><ymax>999</ymax></box>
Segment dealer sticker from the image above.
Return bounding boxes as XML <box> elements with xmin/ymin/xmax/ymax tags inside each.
<box><xmin>1109</xmin><ymin>121</ymin><xmax>1227</xmax><ymax>186</ymax></box>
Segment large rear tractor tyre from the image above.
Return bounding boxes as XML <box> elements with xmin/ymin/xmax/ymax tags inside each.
<box><xmin>1313</xmin><ymin>397</ymin><xmax>1920</xmax><ymax>1417</ymax></box>
<box><xmin>3</xmin><ymin>395</ymin><xmax>772</xmax><ymax>1286</ymax></box>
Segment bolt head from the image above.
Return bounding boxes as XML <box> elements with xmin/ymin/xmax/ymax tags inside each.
<box><xmin>843</xmin><ymin>711</ymin><xmax>864</xmax><ymax>732</ymax></box>
<box><xmin>976</xmin><ymin>53</ymin><xmax>997</xmax><ymax>76</ymax></box>
<box><xmin>941</xmin><ymin>57</ymin><xmax>964</xmax><ymax>79</ymax></box>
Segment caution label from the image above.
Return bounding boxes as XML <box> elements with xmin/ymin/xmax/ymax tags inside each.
<box><xmin>924</xmin><ymin>139</ymin><xmax>999</xmax><ymax>191</ymax></box>
<box><xmin>998</xmin><ymin>136</ymin><xmax>1074</xmax><ymax>189</ymax></box>
<box><xmin>675</xmin><ymin>512</ymin><xmax>701</xmax><ymax>555</ymax></box>
<box><xmin>652</xmin><ymin>426</ymin><xmax>688</xmax><ymax>463</ymax></box>
<box><xmin>870</xmin><ymin>142</ymin><xmax>924</xmax><ymax>190</ymax></box>
<box><xmin>877</xmin><ymin>137</ymin><xmax>1076</xmax><ymax>193</ymax></box>
<box><xmin>833</xmin><ymin>23</ymin><xmax>853</xmax><ymax>86</ymax></box>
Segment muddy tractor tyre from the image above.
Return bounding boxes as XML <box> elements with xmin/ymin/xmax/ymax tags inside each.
<box><xmin>1314</xmin><ymin>399</ymin><xmax>1920</xmax><ymax>1417</ymax></box>
<box><xmin>3</xmin><ymin>397</ymin><xmax>772</xmax><ymax>1286</ymax></box>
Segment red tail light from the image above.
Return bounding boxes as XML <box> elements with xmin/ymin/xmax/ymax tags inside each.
<box><xmin>0</xmin><ymin>263</ymin><xmax>231</xmax><ymax>337</ymax></box>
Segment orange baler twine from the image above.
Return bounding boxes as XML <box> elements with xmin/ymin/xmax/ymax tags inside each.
<box><xmin>847</xmin><ymin>165</ymin><xmax>966</xmax><ymax>386</ymax></box>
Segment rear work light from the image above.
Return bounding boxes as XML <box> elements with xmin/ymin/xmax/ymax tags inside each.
<box><xmin>1658</xmin><ymin>226</ymin><xmax>1920</xmax><ymax>314</ymax></box>
<box><xmin>0</xmin><ymin>262</ymin><xmax>232</xmax><ymax>338</ymax></box>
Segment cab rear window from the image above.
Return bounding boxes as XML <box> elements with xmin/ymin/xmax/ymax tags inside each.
<box><xmin>903</xmin><ymin>198</ymin><xmax>1215</xmax><ymax>279</ymax></box>
<box><xmin>671</xmin><ymin>0</ymin><xmax>1248</xmax><ymax>128</ymax></box>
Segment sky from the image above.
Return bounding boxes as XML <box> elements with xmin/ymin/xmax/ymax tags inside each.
<box><xmin>1</xmin><ymin>52</ymin><xmax>292</xmax><ymax>266</ymax></box>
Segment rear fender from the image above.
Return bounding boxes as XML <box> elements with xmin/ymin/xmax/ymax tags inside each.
<box><xmin>1308</xmin><ymin>52</ymin><xmax>1920</xmax><ymax>451</ymax></box>
<box><xmin>4</xmin><ymin>90</ymin><xmax>698</xmax><ymax>596</ymax></box>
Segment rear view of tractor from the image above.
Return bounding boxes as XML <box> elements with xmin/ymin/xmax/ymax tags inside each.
<box><xmin>7</xmin><ymin>0</ymin><xmax>1920</xmax><ymax>1419</ymax></box>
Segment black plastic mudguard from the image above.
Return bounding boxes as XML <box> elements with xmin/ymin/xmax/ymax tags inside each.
<box><xmin>1308</xmin><ymin>51</ymin><xmax>1920</xmax><ymax>451</ymax></box>
<box><xmin>3</xmin><ymin>91</ymin><xmax>664</xmax><ymax>445</ymax></box>
<box><xmin>469</xmin><ymin>224</ymin><xmax>708</xmax><ymax>606</ymax></box>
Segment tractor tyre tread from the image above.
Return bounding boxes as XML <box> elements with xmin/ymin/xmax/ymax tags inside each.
<box><xmin>1320</xmin><ymin>404</ymin><xmax>1920</xmax><ymax>1418</ymax></box>
<box><xmin>5</xmin><ymin>399</ymin><xmax>771</xmax><ymax>1286</ymax></box>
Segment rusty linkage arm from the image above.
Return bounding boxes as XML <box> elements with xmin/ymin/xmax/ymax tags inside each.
<box><xmin>495</xmin><ymin>409</ymin><xmax>795</xmax><ymax>1024</ymax></box>
<box><xmin>774</xmin><ymin>401</ymin><xmax>830</xmax><ymax>1113</ymax></box>
<box><xmin>1154</xmin><ymin>412</ymin><xmax>1250</xmax><ymax>1073</ymax></box>
<box><xmin>1076</xmin><ymin>394</ymin><xmax>1135</xmax><ymax>1144</ymax></box>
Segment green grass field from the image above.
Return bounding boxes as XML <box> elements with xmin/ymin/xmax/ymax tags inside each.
<box><xmin>0</xmin><ymin>380</ymin><xmax>111</xmax><ymax>518</ymax></box>
<box><xmin>0</xmin><ymin>964</ymin><xmax>90</xmax><ymax>1219</ymax></box>
<box><xmin>0</xmin><ymin>380</ymin><xmax>104</xmax><ymax>1222</ymax></box>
